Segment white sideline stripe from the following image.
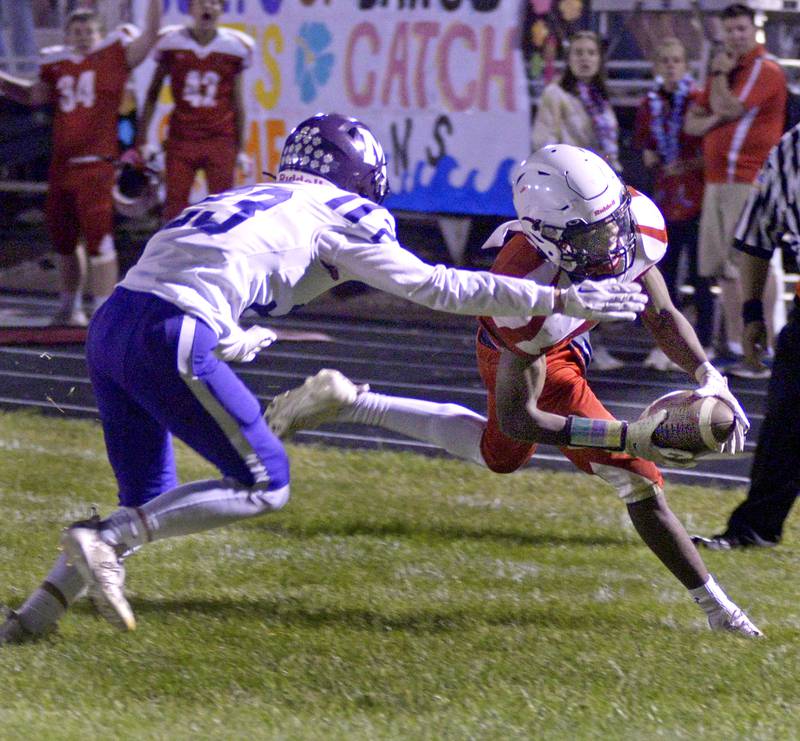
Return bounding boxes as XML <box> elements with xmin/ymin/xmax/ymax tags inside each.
<box><xmin>177</xmin><ymin>316</ymin><xmax>269</xmax><ymax>484</ymax></box>
<box><xmin>0</xmin><ymin>396</ymin><xmax>751</xmax><ymax>486</ymax></box>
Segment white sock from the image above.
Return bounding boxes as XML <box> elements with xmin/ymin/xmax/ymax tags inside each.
<box><xmin>341</xmin><ymin>392</ymin><xmax>487</xmax><ymax>466</ymax></box>
<box><xmin>17</xmin><ymin>553</ymin><xmax>86</xmax><ymax>634</ymax></box>
<box><xmin>688</xmin><ymin>574</ymin><xmax>738</xmax><ymax>616</ymax></box>
<box><xmin>100</xmin><ymin>478</ymin><xmax>290</xmax><ymax>550</ymax></box>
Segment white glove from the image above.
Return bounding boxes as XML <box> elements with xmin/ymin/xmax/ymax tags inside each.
<box><xmin>694</xmin><ymin>361</ymin><xmax>749</xmax><ymax>454</ymax></box>
<box><xmin>236</xmin><ymin>151</ymin><xmax>254</xmax><ymax>178</ymax></box>
<box><xmin>560</xmin><ymin>279</ymin><xmax>648</xmax><ymax>322</ymax></box>
<box><xmin>215</xmin><ymin>326</ymin><xmax>277</xmax><ymax>363</ymax></box>
<box><xmin>624</xmin><ymin>410</ymin><xmax>697</xmax><ymax>468</ymax></box>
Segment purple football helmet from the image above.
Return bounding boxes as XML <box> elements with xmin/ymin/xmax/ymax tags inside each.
<box><xmin>278</xmin><ymin>113</ymin><xmax>389</xmax><ymax>204</ymax></box>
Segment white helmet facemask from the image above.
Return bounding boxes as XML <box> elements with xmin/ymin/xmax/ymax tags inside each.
<box><xmin>512</xmin><ymin>145</ymin><xmax>636</xmax><ymax>280</ymax></box>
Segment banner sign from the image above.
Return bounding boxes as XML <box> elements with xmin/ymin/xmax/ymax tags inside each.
<box><xmin>139</xmin><ymin>0</ymin><xmax>530</xmax><ymax>215</ymax></box>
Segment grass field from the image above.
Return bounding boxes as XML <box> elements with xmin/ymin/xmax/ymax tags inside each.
<box><xmin>0</xmin><ymin>410</ymin><xmax>798</xmax><ymax>740</ymax></box>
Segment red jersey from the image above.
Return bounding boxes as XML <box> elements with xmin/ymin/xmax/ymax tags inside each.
<box><xmin>480</xmin><ymin>189</ymin><xmax>668</xmax><ymax>359</ymax></box>
<box><xmin>155</xmin><ymin>26</ymin><xmax>253</xmax><ymax>141</ymax></box>
<box><xmin>697</xmin><ymin>45</ymin><xmax>786</xmax><ymax>184</ymax></box>
<box><xmin>38</xmin><ymin>26</ymin><xmax>136</xmax><ymax>165</ymax></box>
<box><xmin>634</xmin><ymin>86</ymin><xmax>704</xmax><ymax>222</ymax></box>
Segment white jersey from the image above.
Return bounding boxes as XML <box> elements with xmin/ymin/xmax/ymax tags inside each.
<box><xmin>120</xmin><ymin>180</ymin><xmax>562</xmax><ymax>355</ymax></box>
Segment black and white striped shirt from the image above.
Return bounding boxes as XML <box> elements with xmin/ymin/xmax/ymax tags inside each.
<box><xmin>734</xmin><ymin>123</ymin><xmax>800</xmax><ymax>276</ymax></box>
<box><xmin>734</xmin><ymin>124</ymin><xmax>800</xmax><ymax>280</ymax></box>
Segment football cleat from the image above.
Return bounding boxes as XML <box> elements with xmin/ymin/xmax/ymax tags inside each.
<box><xmin>60</xmin><ymin>521</ymin><xmax>135</xmax><ymax>631</ymax></box>
<box><xmin>0</xmin><ymin>609</ymin><xmax>45</xmax><ymax>646</ymax></box>
<box><xmin>707</xmin><ymin>607</ymin><xmax>764</xmax><ymax>638</ymax></box>
<box><xmin>266</xmin><ymin>369</ymin><xmax>368</xmax><ymax>439</ymax></box>
<box><xmin>692</xmin><ymin>532</ymin><xmax>778</xmax><ymax>551</ymax></box>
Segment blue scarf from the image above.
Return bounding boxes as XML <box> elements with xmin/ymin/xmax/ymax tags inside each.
<box><xmin>647</xmin><ymin>75</ymin><xmax>693</xmax><ymax>165</ymax></box>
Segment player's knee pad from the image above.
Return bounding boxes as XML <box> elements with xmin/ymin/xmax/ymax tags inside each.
<box><xmin>88</xmin><ymin>234</ymin><xmax>117</xmax><ymax>265</ymax></box>
<box><xmin>618</xmin><ymin>479</ymin><xmax>662</xmax><ymax>505</ymax></box>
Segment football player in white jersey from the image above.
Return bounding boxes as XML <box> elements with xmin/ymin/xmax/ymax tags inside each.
<box><xmin>0</xmin><ymin>116</ymin><xmax>649</xmax><ymax>644</ymax></box>
<box><xmin>266</xmin><ymin>145</ymin><xmax>763</xmax><ymax>637</ymax></box>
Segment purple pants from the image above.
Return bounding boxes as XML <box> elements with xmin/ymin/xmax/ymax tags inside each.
<box><xmin>87</xmin><ymin>287</ymin><xmax>289</xmax><ymax>507</ymax></box>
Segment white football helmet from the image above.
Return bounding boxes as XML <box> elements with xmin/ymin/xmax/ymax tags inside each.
<box><xmin>511</xmin><ymin>145</ymin><xmax>635</xmax><ymax>279</ymax></box>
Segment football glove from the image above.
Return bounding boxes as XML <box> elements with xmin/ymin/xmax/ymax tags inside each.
<box><xmin>624</xmin><ymin>410</ymin><xmax>697</xmax><ymax>468</ymax></box>
<box><xmin>215</xmin><ymin>326</ymin><xmax>277</xmax><ymax>363</ymax></box>
<box><xmin>694</xmin><ymin>361</ymin><xmax>749</xmax><ymax>455</ymax></box>
<box><xmin>560</xmin><ymin>279</ymin><xmax>648</xmax><ymax>322</ymax></box>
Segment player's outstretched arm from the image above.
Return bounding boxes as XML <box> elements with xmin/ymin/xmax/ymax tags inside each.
<box><xmin>125</xmin><ymin>0</ymin><xmax>162</xmax><ymax>68</ymax></box>
<box><xmin>328</xmin><ymin>235</ymin><xmax>647</xmax><ymax>321</ymax></box>
<box><xmin>136</xmin><ymin>62</ymin><xmax>168</xmax><ymax>152</ymax></box>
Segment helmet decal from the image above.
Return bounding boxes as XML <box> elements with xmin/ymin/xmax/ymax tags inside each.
<box><xmin>278</xmin><ymin>113</ymin><xmax>389</xmax><ymax>203</ymax></box>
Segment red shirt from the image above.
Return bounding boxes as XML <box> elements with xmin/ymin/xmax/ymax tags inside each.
<box><xmin>155</xmin><ymin>26</ymin><xmax>253</xmax><ymax>142</ymax></box>
<box><xmin>697</xmin><ymin>45</ymin><xmax>786</xmax><ymax>184</ymax></box>
<box><xmin>38</xmin><ymin>27</ymin><xmax>135</xmax><ymax>165</ymax></box>
<box><xmin>634</xmin><ymin>86</ymin><xmax>704</xmax><ymax>222</ymax></box>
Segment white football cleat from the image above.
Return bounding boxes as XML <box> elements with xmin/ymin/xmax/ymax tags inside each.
<box><xmin>708</xmin><ymin>607</ymin><xmax>764</xmax><ymax>638</ymax></box>
<box><xmin>61</xmin><ymin>523</ymin><xmax>135</xmax><ymax>631</ymax></box>
<box><xmin>266</xmin><ymin>368</ymin><xmax>368</xmax><ymax>439</ymax></box>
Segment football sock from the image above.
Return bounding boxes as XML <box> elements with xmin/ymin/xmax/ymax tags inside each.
<box><xmin>342</xmin><ymin>392</ymin><xmax>487</xmax><ymax>466</ymax></box>
<box><xmin>17</xmin><ymin>553</ymin><xmax>85</xmax><ymax>634</ymax></box>
<box><xmin>99</xmin><ymin>479</ymin><xmax>290</xmax><ymax>548</ymax></box>
<box><xmin>689</xmin><ymin>574</ymin><xmax>738</xmax><ymax>616</ymax></box>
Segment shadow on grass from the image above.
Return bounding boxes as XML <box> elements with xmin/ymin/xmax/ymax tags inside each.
<box><xmin>251</xmin><ymin>519</ymin><xmax>629</xmax><ymax>548</ymax></box>
<box><xmin>116</xmin><ymin>596</ymin><xmax>644</xmax><ymax>634</ymax></box>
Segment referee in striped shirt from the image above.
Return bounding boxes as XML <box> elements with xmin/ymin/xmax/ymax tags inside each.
<box><xmin>694</xmin><ymin>124</ymin><xmax>800</xmax><ymax>549</ymax></box>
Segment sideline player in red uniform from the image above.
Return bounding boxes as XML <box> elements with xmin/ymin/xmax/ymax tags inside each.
<box><xmin>137</xmin><ymin>0</ymin><xmax>254</xmax><ymax>222</ymax></box>
<box><xmin>0</xmin><ymin>1</ymin><xmax>161</xmax><ymax>326</ymax></box>
<box><xmin>267</xmin><ymin>145</ymin><xmax>763</xmax><ymax>637</ymax></box>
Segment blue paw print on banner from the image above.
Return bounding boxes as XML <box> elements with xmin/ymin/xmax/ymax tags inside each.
<box><xmin>295</xmin><ymin>23</ymin><xmax>335</xmax><ymax>103</ymax></box>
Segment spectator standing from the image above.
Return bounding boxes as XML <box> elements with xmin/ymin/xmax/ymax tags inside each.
<box><xmin>137</xmin><ymin>0</ymin><xmax>254</xmax><ymax>222</ymax></box>
<box><xmin>0</xmin><ymin>2</ymin><xmax>161</xmax><ymax>326</ymax></box>
<box><xmin>531</xmin><ymin>30</ymin><xmax>624</xmax><ymax>370</ymax></box>
<box><xmin>0</xmin><ymin>0</ymin><xmax>37</xmax><ymax>73</ymax></box>
<box><xmin>634</xmin><ymin>37</ymin><xmax>713</xmax><ymax>371</ymax></box>
<box><xmin>684</xmin><ymin>3</ymin><xmax>786</xmax><ymax>359</ymax></box>
<box><xmin>693</xmin><ymin>124</ymin><xmax>800</xmax><ymax>550</ymax></box>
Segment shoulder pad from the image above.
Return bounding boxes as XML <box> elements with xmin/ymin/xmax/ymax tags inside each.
<box><xmin>482</xmin><ymin>220</ymin><xmax>524</xmax><ymax>250</ymax></box>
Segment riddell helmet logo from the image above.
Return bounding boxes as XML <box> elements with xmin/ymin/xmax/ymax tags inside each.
<box><xmin>593</xmin><ymin>200</ymin><xmax>616</xmax><ymax>216</ymax></box>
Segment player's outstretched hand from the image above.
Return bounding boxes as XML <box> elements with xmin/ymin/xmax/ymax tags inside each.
<box><xmin>560</xmin><ymin>279</ymin><xmax>648</xmax><ymax>321</ymax></box>
<box><xmin>624</xmin><ymin>410</ymin><xmax>697</xmax><ymax>468</ymax></box>
<box><xmin>694</xmin><ymin>361</ymin><xmax>749</xmax><ymax>454</ymax></box>
<box><xmin>216</xmin><ymin>326</ymin><xmax>278</xmax><ymax>363</ymax></box>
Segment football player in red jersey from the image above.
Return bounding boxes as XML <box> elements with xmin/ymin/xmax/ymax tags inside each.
<box><xmin>0</xmin><ymin>1</ymin><xmax>161</xmax><ymax>326</ymax></box>
<box><xmin>136</xmin><ymin>0</ymin><xmax>254</xmax><ymax>222</ymax></box>
<box><xmin>267</xmin><ymin>145</ymin><xmax>763</xmax><ymax>637</ymax></box>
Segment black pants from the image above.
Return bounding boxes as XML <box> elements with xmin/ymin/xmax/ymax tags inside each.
<box><xmin>727</xmin><ymin>298</ymin><xmax>800</xmax><ymax>542</ymax></box>
<box><xmin>660</xmin><ymin>217</ymin><xmax>714</xmax><ymax>348</ymax></box>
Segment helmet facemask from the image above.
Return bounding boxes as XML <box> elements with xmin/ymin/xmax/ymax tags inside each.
<box><xmin>555</xmin><ymin>193</ymin><xmax>636</xmax><ymax>279</ymax></box>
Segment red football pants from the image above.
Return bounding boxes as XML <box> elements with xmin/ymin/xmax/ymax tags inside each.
<box><xmin>163</xmin><ymin>137</ymin><xmax>237</xmax><ymax>220</ymax></box>
<box><xmin>476</xmin><ymin>339</ymin><xmax>663</xmax><ymax>501</ymax></box>
<box><xmin>46</xmin><ymin>160</ymin><xmax>115</xmax><ymax>256</ymax></box>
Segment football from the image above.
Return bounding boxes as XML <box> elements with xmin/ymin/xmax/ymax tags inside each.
<box><xmin>640</xmin><ymin>390</ymin><xmax>735</xmax><ymax>454</ymax></box>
